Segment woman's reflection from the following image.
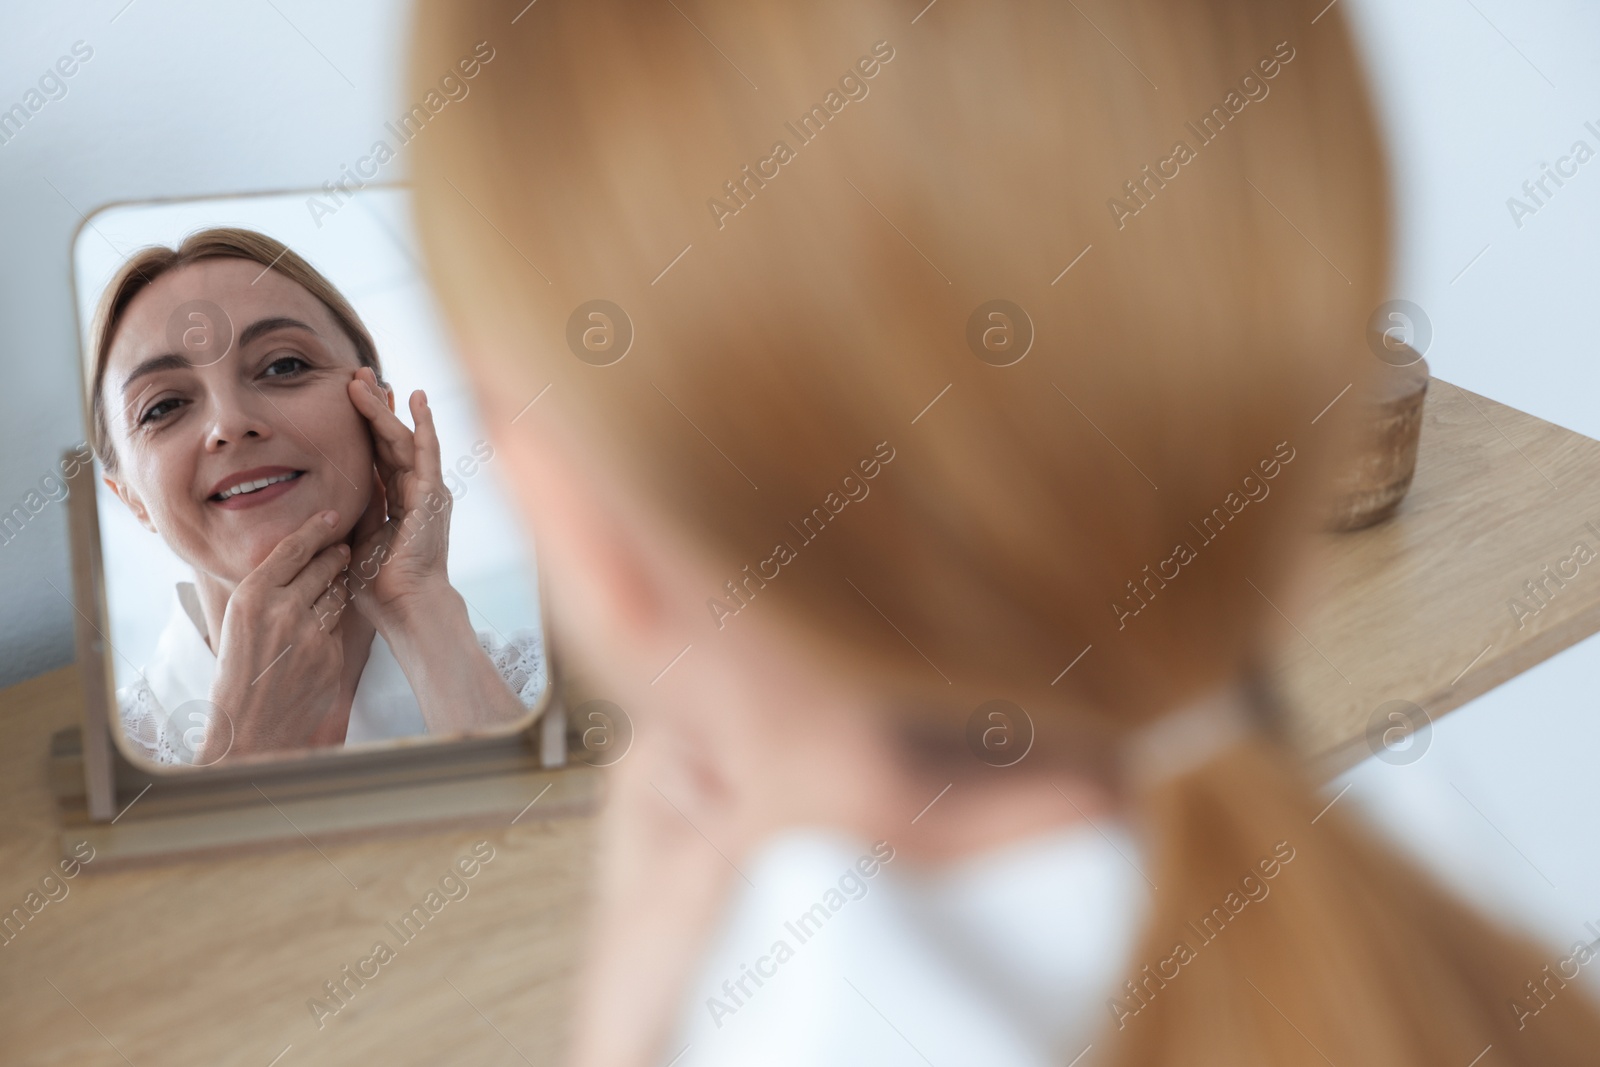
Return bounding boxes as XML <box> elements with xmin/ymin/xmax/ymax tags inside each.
<box><xmin>88</xmin><ymin>227</ymin><xmax>545</xmax><ymax>765</ymax></box>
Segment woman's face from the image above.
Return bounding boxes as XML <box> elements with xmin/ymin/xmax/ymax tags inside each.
<box><xmin>101</xmin><ymin>258</ymin><xmax>375</xmax><ymax>585</ymax></box>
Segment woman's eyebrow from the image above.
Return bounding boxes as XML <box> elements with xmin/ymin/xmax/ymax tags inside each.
<box><xmin>236</xmin><ymin>316</ymin><xmax>317</xmax><ymax>348</ymax></box>
<box><xmin>119</xmin><ymin>317</ymin><xmax>319</xmax><ymax>397</ymax></box>
<box><xmin>120</xmin><ymin>352</ymin><xmax>192</xmax><ymax>395</ymax></box>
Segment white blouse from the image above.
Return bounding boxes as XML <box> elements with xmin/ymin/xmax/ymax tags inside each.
<box><xmin>117</xmin><ymin>582</ymin><xmax>547</xmax><ymax>765</ymax></box>
<box><xmin>666</xmin><ymin>822</ymin><xmax>1150</xmax><ymax>1067</ymax></box>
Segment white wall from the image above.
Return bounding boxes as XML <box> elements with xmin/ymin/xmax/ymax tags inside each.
<box><xmin>0</xmin><ymin>0</ymin><xmax>406</xmax><ymax>685</ymax></box>
<box><xmin>1345</xmin><ymin>0</ymin><xmax>1600</xmax><ymax>428</ymax></box>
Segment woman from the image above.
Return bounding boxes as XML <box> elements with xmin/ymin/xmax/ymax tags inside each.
<box><xmin>89</xmin><ymin>228</ymin><xmax>545</xmax><ymax>765</ymax></box>
<box><xmin>408</xmin><ymin>0</ymin><xmax>1600</xmax><ymax>1064</ymax></box>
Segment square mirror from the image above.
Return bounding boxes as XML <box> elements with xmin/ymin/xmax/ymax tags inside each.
<box><xmin>67</xmin><ymin>185</ymin><xmax>553</xmax><ymax>783</ymax></box>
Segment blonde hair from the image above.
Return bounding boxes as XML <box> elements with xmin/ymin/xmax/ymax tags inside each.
<box><xmin>408</xmin><ymin>1</ymin><xmax>1600</xmax><ymax>1062</ymax></box>
<box><xmin>88</xmin><ymin>226</ymin><xmax>382</xmax><ymax>473</ymax></box>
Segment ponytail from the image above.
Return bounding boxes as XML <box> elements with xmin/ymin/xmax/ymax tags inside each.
<box><xmin>1109</xmin><ymin>735</ymin><xmax>1600</xmax><ymax>1065</ymax></box>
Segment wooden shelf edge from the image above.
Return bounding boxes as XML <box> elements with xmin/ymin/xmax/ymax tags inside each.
<box><xmin>1299</xmin><ymin>583</ymin><xmax>1600</xmax><ymax>784</ymax></box>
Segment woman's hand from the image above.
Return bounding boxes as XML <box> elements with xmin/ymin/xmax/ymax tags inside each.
<box><xmin>342</xmin><ymin>367</ymin><xmax>528</xmax><ymax>734</ymax></box>
<box><xmin>203</xmin><ymin>510</ymin><xmax>354</xmax><ymax>762</ymax></box>
<box><xmin>344</xmin><ymin>367</ymin><xmax>455</xmax><ymax>635</ymax></box>
<box><xmin>568</xmin><ymin>730</ymin><xmax>744</xmax><ymax>1067</ymax></box>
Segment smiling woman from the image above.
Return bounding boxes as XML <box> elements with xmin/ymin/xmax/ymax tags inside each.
<box><xmin>86</xmin><ymin>227</ymin><xmax>546</xmax><ymax>766</ymax></box>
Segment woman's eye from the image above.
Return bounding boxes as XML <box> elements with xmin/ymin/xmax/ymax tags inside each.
<box><xmin>261</xmin><ymin>354</ymin><xmax>310</xmax><ymax>378</ymax></box>
<box><xmin>139</xmin><ymin>398</ymin><xmax>183</xmax><ymax>425</ymax></box>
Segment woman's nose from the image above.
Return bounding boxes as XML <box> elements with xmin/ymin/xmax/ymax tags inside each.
<box><xmin>203</xmin><ymin>392</ymin><xmax>274</xmax><ymax>451</ymax></box>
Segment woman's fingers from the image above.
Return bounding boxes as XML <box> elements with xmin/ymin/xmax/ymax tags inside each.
<box><xmin>348</xmin><ymin>368</ymin><xmax>416</xmax><ymax>471</ymax></box>
<box><xmin>410</xmin><ymin>389</ymin><xmax>446</xmax><ymax>490</ymax></box>
<box><xmin>347</xmin><ymin>373</ymin><xmax>453</xmax><ymax>532</ymax></box>
<box><xmin>251</xmin><ymin>510</ymin><xmax>343</xmax><ymax>590</ymax></box>
<box><xmin>310</xmin><ymin>579</ymin><xmax>352</xmax><ymax>630</ymax></box>
<box><xmin>288</xmin><ymin>541</ymin><xmax>353</xmax><ymax>611</ymax></box>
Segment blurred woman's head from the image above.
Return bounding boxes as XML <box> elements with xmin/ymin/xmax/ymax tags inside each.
<box><xmin>407</xmin><ymin>0</ymin><xmax>1386</xmax><ymax>731</ymax></box>
<box><xmin>90</xmin><ymin>229</ymin><xmax>383</xmax><ymax>583</ymax></box>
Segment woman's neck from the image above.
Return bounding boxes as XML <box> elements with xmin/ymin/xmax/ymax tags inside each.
<box><xmin>638</xmin><ymin>638</ymin><xmax>1127</xmax><ymax>869</ymax></box>
<box><xmin>191</xmin><ymin>570</ymin><xmax>234</xmax><ymax>654</ymax></box>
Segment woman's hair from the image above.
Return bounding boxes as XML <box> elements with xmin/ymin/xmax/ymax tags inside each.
<box><xmin>407</xmin><ymin>1</ymin><xmax>1600</xmax><ymax>1063</ymax></box>
<box><xmin>87</xmin><ymin>226</ymin><xmax>382</xmax><ymax>473</ymax></box>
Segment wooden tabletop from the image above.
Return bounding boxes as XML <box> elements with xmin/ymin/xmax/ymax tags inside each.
<box><xmin>1273</xmin><ymin>377</ymin><xmax>1600</xmax><ymax>774</ymax></box>
<box><xmin>4</xmin><ymin>376</ymin><xmax>1600</xmax><ymax>1065</ymax></box>
<box><xmin>0</xmin><ymin>665</ymin><xmax>596</xmax><ymax>1067</ymax></box>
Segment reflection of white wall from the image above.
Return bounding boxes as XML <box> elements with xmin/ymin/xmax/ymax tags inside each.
<box><xmin>72</xmin><ymin>189</ymin><xmax>542</xmax><ymax>686</ymax></box>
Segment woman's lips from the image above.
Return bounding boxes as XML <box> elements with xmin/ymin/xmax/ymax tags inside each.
<box><xmin>209</xmin><ymin>470</ymin><xmax>306</xmax><ymax>510</ymax></box>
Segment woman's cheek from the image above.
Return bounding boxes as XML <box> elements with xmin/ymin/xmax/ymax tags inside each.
<box><xmin>312</xmin><ymin>387</ymin><xmax>377</xmax><ymax>509</ymax></box>
<box><xmin>134</xmin><ymin>451</ymin><xmax>218</xmax><ymax>572</ymax></box>
<box><xmin>141</xmin><ymin>445</ymin><xmax>192</xmax><ymax>531</ymax></box>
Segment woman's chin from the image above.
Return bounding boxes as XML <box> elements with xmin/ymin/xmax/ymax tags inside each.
<box><xmin>230</xmin><ymin>514</ymin><xmax>334</xmax><ymax>575</ymax></box>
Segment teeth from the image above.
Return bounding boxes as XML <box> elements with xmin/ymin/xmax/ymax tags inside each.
<box><xmin>216</xmin><ymin>472</ymin><xmax>298</xmax><ymax>500</ymax></box>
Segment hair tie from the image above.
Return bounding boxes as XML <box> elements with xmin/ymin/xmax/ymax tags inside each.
<box><xmin>1122</xmin><ymin>683</ymin><xmax>1256</xmax><ymax>790</ymax></box>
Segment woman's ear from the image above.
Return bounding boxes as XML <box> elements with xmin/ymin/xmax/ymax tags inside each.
<box><xmin>103</xmin><ymin>475</ymin><xmax>156</xmax><ymax>533</ymax></box>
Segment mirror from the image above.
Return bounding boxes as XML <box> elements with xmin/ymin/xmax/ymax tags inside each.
<box><xmin>70</xmin><ymin>186</ymin><xmax>549</xmax><ymax>772</ymax></box>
